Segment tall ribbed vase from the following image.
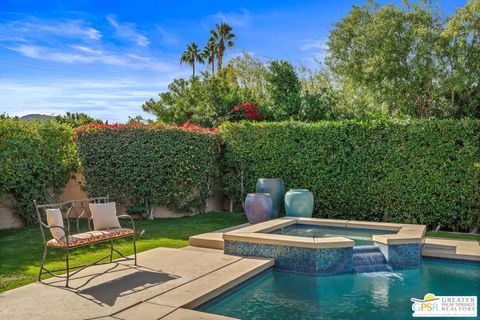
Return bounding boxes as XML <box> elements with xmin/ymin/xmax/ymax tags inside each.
<box><xmin>285</xmin><ymin>189</ymin><xmax>314</xmax><ymax>218</ymax></box>
<box><xmin>244</xmin><ymin>193</ymin><xmax>273</xmax><ymax>224</ymax></box>
<box><xmin>256</xmin><ymin>178</ymin><xmax>285</xmax><ymax>219</ymax></box>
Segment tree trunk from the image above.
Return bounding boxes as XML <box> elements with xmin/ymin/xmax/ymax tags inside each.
<box><xmin>193</xmin><ymin>63</ymin><xmax>195</xmax><ymax>77</ymax></box>
<box><xmin>211</xmin><ymin>61</ymin><xmax>214</xmax><ymax>75</ymax></box>
<box><xmin>217</xmin><ymin>53</ymin><xmax>223</xmax><ymax>71</ymax></box>
<box><xmin>218</xmin><ymin>40</ymin><xmax>225</xmax><ymax>71</ymax></box>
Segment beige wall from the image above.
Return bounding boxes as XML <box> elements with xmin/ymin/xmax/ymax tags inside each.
<box><xmin>0</xmin><ymin>202</ymin><xmax>24</xmax><ymax>229</ymax></box>
<box><xmin>0</xmin><ymin>172</ymin><xmax>228</xmax><ymax>230</ymax></box>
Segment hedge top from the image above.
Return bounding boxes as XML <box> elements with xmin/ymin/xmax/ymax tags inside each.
<box><xmin>74</xmin><ymin>122</ymin><xmax>219</xmax><ymax>135</ymax></box>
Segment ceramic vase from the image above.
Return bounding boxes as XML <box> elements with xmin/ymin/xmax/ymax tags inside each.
<box><xmin>255</xmin><ymin>178</ymin><xmax>285</xmax><ymax>219</ymax></box>
<box><xmin>244</xmin><ymin>193</ymin><xmax>273</xmax><ymax>224</ymax></box>
<box><xmin>284</xmin><ymin>189</ymin><xmax>314</xmax><ymax>218</ymax></box>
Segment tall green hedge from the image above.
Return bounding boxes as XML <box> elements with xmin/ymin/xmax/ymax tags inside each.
<box><xmin>221</xmin><ymin>120</ymin><xmax>480</xmax><ymax>231</ymax></box>
<box><xmin>75</xmin><ymin>125</ymin><xmax>219</xmax><ymax>214</ymax></box>
<box><xmin>0</xmin><ymin>119</ymin><xmax>78</xmax><ymax>224</ymax></box>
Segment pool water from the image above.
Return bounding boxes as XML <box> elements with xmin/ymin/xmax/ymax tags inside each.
<box><xmin>269</xmin><ymin>224</ymin><xmax>396</xmax><ymax>246</ymax></box>
<box><xmin>200</xmin><ymin>258</ymin><xmax>480</xmax><ymax>320</ymax></box>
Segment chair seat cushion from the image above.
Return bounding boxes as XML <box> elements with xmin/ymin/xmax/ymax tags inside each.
<box><xmin>46</xmin><ymin>228</ymin><xmax>133</xmax><ymax>248</ymax></box>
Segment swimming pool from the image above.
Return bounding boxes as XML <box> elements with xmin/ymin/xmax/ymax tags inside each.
<box><xmin>199</xmin><ymin>258</ymin><xmax>480</xmax><ymax>320</ymax></box>
<box><xmin>269</xmin><ymin>224</ymin><xmax>396</xmax><ymax>246</ymax></box>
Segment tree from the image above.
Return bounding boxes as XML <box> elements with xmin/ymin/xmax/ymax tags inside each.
<box><xmin>228</xmin><ymin>52</ymin><xmax>268</xmax><ymax>106</ymax></box>
<box><xmin>127</xmin><ymin>115</ymin><xmax>151</xmax><ymax>124</ymax></box>
<box><xmin>180</xmin><ymin>42</ymin><xmax>204</xmax><ymax>77</ymax></box>
<box><xmin>54</xmin><ymin>112</ymin><xmax>102</xmax><ymax>127</ymax></box>
<box><xmin>142</xmin><ymin>71</ymin><xmax>253</xmax><ymax>128</ymax></box>
<box><xmin>202</xmin><ymin>37</ymin><xmax>218</xmax><ymax>75</ymax></box>
<box><xmin>210</xmin><ymin>23</ymin><xmax>235</xmax><ymax>71</ymax></box>
<box><xmin>264</xmin><ymin>60</ymin><xmax>302</xmax><ymax>120</ymax></box>
<box><xmin>440</xmin><ymin>0</ymin><xmax>480</xmax><ymax>118</ymax></box>
<box><xmin>325</xmin><ymin>0</ymin><xmax>479</xmax><ymax>119</ymax></box>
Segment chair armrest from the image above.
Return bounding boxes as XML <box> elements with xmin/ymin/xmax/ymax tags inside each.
<box><xmin>117</xmin><ymin>215</ymin><xmax>136</xmax><ymax>234</ymax></box>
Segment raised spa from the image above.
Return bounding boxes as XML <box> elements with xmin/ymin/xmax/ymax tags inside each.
<box><xmin>223</xmin><ymin>218</ymin><xmax>426</xmax><ymax>276</ymax></box>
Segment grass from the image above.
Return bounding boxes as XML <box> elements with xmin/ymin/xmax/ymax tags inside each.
<box><xmin>0</xmin><ymin>212</ymin><xmax>247</xmax><ymax>293</ymax></box>
<box><xmin>426</xmin><ymin>230</ymin><xmax>480</xmax><ymax>244</ymax></box>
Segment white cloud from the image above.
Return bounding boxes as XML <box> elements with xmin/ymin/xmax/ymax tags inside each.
<box><xmin>7</xmin><ymin>44</ymin><xmax>174</xmax><ymax>71</ymax></box>
<box><xmin>208</xmin><ymin>9</ymin><xmax>251</xmax><ymax>28</ymax></box>
<box><xmin>0</xmin><ymin>78</ymin><xmax>173</xmax><ymax>122</ymax></box>
<box><xmin>300</xmin><ymin>39</ymin><xmax>327</xmax><ymax>52</ymax></box>
<box><xmin>0</xmin><ymin>18</ymin><xmax>102</xmax><ymax>42</ymax></box>
<box><xmin>106</xmin><ymin>15</ymin><xmax>149</xmax><ymax>46</ymax></box>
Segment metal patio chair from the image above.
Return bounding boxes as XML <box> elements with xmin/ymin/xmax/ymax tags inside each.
<box><xmin>34</xmin><ymin>197</ymin><xmax>137</xmax><ymax>287</ymax></box>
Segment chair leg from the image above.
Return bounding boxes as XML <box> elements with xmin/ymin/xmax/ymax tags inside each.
<box><xmin>133</xmin><ymin>236</ymin><xmax>137</xmax><ymax>266</ymax></box>
<box><xmin>65</xmin><ymin>248</ymin><xmax>70</xmax><ymax>287</ymax></box>
<box><xmin>110</xmin><ymin>240</ymin><xmax>114</xmax><ymax>262</ymax></box>
<box><xmin>38</xmin><ymin>245</ymin><xmax>48</xmax><ymax>282</ymax></box>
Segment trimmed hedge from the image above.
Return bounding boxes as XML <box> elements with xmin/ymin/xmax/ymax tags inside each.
<box><xmin>75</xmin><ymin>124</ymin><xmax>219</xmax><ymax>214</ymax></box>
<box><xmin>221</xmin><ymin>120</ymin><xmax>480</xmax><ymax>231</ymax></box>
<box><xmin>0</xmin><ymin>119</ymin><xmax>78</xmax><ymax>224</ymax></box>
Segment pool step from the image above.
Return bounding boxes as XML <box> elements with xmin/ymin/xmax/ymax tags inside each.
<box><xmin>353</xmin><ymin>246</ymin><xmax>391</xmax><ymax>273</ymax></box>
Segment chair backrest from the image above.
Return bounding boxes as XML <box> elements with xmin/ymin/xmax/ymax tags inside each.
<box><xmin>34</xmin><ymin>197</ymin><xmax>109</xmax><ymax>243</ymax></box>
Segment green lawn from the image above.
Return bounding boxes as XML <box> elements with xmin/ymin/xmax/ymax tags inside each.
<box><xmin>426</xmin><ymin>231</ymin><xmax>480</xmax><ymax>244</ymax></box>
<box><xmin>0</xmin><ymin>212</ymin><xmax>247</xmax><ymax>292</ymax></box>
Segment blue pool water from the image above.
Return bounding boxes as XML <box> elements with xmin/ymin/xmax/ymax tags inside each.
<box><xmin>270</xmin><ymin>224</ymin><xmax>396</xmax><ymax>246</ymax></box>
<box><xmin>200</xmin><ymin>258</ymin><xmax>480</xmax><ymax>320</ymax></box>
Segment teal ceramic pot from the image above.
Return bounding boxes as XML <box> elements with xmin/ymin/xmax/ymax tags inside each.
<box><xmin>284</xmin><ymin>189</ymin><xmax>314</xmax><ymax>218</ymax></box>
<box><xmin>256</xmin><ymin>178</ymin><xmax>285</xmax><ymax>219</ymax></box>
<box><xmin>245</xmin><ymin>193</ymin><xmax>273</xmax><ymax>224</ymax></box>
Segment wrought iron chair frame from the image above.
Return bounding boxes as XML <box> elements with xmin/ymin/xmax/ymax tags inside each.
<box><xmin>34</xmin><ymin>197</ymin><xmax>137</xmax><ymax>287</ymax></box>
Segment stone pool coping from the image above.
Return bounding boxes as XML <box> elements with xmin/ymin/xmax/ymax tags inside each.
<box><xmin>422</xmin><ymin>237</ymin><xmax>480</xmax><ymax>261</ymax></box>
<box><xmin>222</xmin><ymin>217</ymin><xmax>426</xmax><ymax>248</ymax></box>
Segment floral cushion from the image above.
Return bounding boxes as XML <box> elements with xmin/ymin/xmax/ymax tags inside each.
<box><xmin>46</xmin><ymin>228</ymin><xmax>134</xmax><ymax>248</ymax></box>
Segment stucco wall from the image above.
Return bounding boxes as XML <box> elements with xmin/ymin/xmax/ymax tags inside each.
<box><xmin>0</xmin><ymin>202</ymin><xmax>24</xmax><ymax>230</ymax></box>
<box><xmin>0</xmin><ymin>172</ymin><xmax>228</xmax><ymax>229</ymax></box>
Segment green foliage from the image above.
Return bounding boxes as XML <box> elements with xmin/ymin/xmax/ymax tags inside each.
<box><xmin>0</xmin><ymin>119</ymin><xmax>78</xmax><ymax>224</ymax></box>
<box><xmin>440</xmin><ymin>0</ymin><xmax>480</xmax><ymax>118</ymax></box>
<box><xmin>228</xmin><ymin>51</ymin><xmax>268</xmax><ymax>106</ymax></box>
<box><xmin>221</xmin><ymin>120</ymin><xmax>480</xmax><ymax>231</ymax></box>
<box><xmin>264</xmin><ymin>60</ymin><xmax>302</xmax><ymax>120</ymax></box>
<box><xmin>75</xmin><ymin>125</ymin><xmax>219</xmax><ymax>214</ymax></box>
<box><xmin>326</xmin><ymin>0</ymin><xmax>480</xmax><ymax>119</ymax></box>
<box><xmin>54</xmin><ymin>112</ymin><xmax>103</xmax><ymax>128</ymax></box>
<box><xmin>142</xmin><ymin>72</ymin><xmax>253</xmax><ymax>127</ymax></box>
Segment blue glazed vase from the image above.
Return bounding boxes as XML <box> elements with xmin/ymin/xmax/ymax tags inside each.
<box><xmin>284</xmin><ymin>189</ymin><xmax>314</xmax><ymax>218</ymax></box>
<box><xmin>256</xmin><ymin>178</ymin><xmax>285</xmax><ymax>219</ymax></box>
<box><xmin>244</xmin><ymin>193</ymin><xmax>273</xmax><ymax>224</ymax></box>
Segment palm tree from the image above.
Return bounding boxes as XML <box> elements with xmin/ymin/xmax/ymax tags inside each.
<box><xmin>180</xmin><ymin>42</ymin><xmax>204</xmax><ymax>77</ymax></box>
<box><xmin>210</xmin><ymin>22</ymin><xmax>235</xmax><ymax>72</ymax></box>
<box><xmin>202</xmin><ymin>37</ymin><xmax>217</xmax><ymax>75</ymax></box>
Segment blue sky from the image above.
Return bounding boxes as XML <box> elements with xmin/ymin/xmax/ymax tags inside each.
<box><xmin>0</xmin><ymin>0</ymin><xmax>466</xmax><ymax>122</ymax></box>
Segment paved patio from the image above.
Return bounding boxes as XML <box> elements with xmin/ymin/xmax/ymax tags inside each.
<box><xmin>0</xmin><ymin>246</ymin><xmax>272</xmax><ymax>320</ymax></box>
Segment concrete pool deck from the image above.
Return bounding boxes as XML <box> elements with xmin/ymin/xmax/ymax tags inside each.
<box><xmin>0</xmin><ymin>246</ymin><xmax>269</xmax><ymax>320</ymax></box>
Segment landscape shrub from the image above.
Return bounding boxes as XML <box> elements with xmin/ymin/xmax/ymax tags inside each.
<box><xmin>75</xmin><ymin>123</ymin><xmax>219</xmax><ymax>215</ymax></box>
<box><xmin>221</xmin><ymin>120</ymin><xmax>480</xmax><ymax>231</ymax></box>
<box><xmin>0</xmin><ymin>119</ymin><xmax>78</xmax><ymax>224</ymax></box>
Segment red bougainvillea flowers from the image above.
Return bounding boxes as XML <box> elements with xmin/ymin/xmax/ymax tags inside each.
<box><xmin>232</xmin><ymin>102</ymin><xmax>261</xmax><ymax>120</ymax></box>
